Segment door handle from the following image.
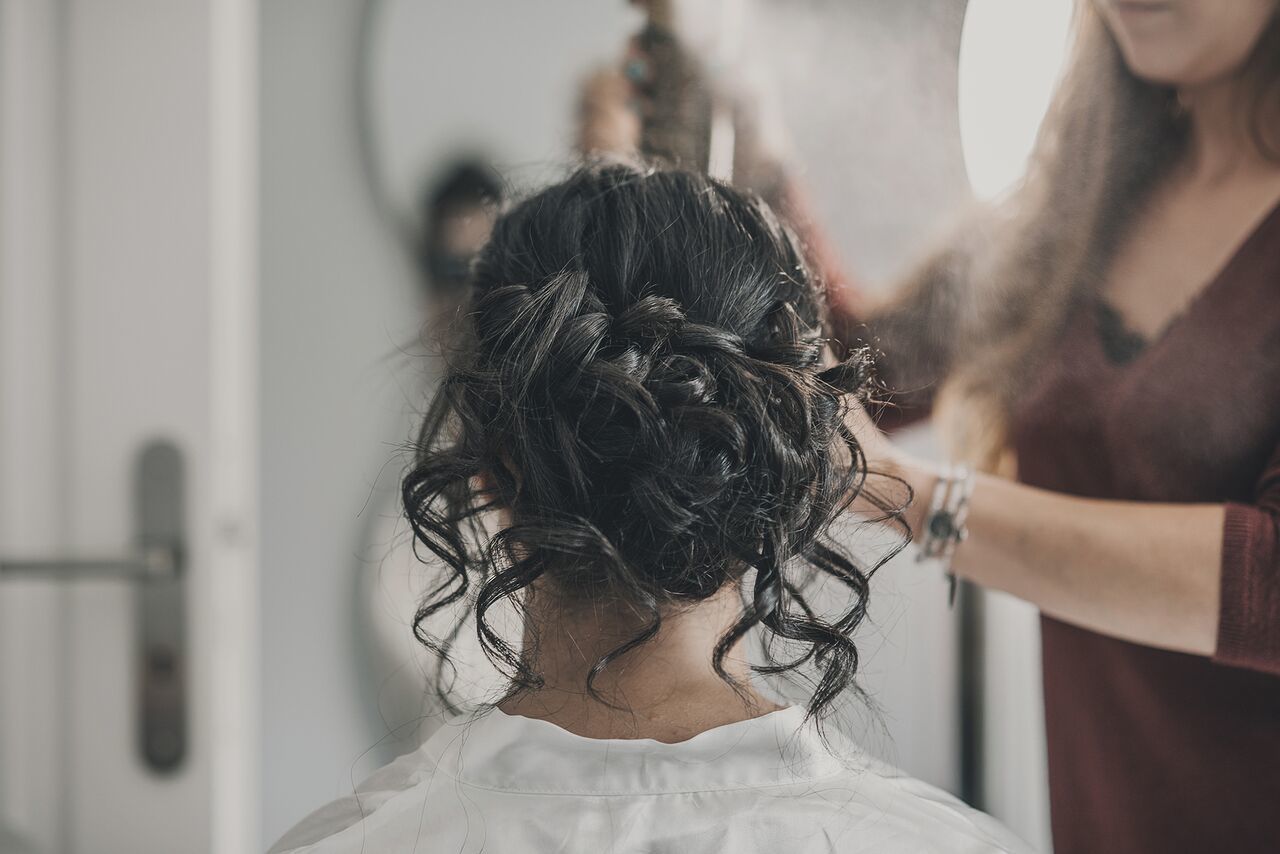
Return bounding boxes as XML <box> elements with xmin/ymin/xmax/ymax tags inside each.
<box><xmin>0</xmin><ymin>439</ymin><xmax>187</xmax><ymax>773</ymax></box>
<box><xmin>0</xmin><ymin>545</ymin><xmax>178</xmax><ymax>580</ymax></box>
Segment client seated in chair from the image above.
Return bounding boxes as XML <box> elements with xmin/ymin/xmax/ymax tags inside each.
<box><xmin>272</xmin><ymin>162</ymin><xmax>1029</xmax><ymax>854</ymax></box>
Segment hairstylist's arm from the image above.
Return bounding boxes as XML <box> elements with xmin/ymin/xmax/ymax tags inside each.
<box><xmin>850</xmin><ymin>405</ymin><xmax>1269</xmax><ymax>666</ymax></box>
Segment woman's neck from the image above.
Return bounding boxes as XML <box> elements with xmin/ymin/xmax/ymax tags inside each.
<box><xmin>1179</xmin><ymin>74</ymin><xmax>1271</xmax><ymax>181</ymax></box>
<box><xmin>498</xmin><ymin>584</ymin><xmax>784</xmax><ymax>743</ymax></box>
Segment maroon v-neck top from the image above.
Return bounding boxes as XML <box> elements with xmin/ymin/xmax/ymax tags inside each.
<box><xmin>1009</xmin><ymin>201</ymin><xmax>1280</xmax><ymax>853</ymax></box>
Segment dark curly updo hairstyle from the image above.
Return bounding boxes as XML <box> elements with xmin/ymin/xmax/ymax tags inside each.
<box><xmin>403</xmin><ymin>161</ymin><xmax>901</xmax><ymax>720</ymax></box>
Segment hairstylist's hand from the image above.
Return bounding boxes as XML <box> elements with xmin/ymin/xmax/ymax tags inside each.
<box><xmin>576</xmin><ymin>16</ymin><xmax>792</xmax><ymax>197</ymax></box>
<box><xmin>843</xmin><ymin>399</ymin><xmax>935</xmax><ymax>536</ymax></box>
<box><xmin>575</xmin><ymin>24</ymin><xmax>711</xmax><ymax>167</ymax></box>
<box><xmin>577</xmin><ymin>67</ymin><xmax>642</xmax><ymax>157</ymax></box>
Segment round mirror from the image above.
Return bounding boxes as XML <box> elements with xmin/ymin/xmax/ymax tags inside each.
<box><xmin>958</xmin><ymin>0</ymin><xmax>1074</xmax><ymax>199</ymax></box>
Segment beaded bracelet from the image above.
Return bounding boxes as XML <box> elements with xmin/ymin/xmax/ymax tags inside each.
<box><xmin>917</xmin><ymin>464</ymin><xmax>976</xmax><ymax>605</ymax></box>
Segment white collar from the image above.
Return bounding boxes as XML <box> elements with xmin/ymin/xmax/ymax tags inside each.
<box><xmin>420</xmin><ymin>706</ymin><xmax>847</xmax><ymax>796</ymax></box>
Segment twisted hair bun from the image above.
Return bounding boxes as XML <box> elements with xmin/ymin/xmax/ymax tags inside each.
<box><xmin>404</xmin><ymin>162</ymin><xmax>896</xmax><ymax>718</ymax></box>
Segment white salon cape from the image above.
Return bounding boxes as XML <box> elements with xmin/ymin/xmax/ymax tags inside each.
<box><xmin>270</xmin><ymin>705</ymin><xmax>1031</xmax><ymax>854</ymax></box>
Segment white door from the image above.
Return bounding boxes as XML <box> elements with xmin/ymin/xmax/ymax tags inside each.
<box><xmin>0</xmin><ymin>2</ymin><xmax>258</xmax><ymax>852</ymax></box>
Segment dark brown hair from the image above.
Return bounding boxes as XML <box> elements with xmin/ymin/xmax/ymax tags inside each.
<box><xmin>403</xmin><ymin>162</ymin><xmax>905</xmax><ymax>718</ymax></box>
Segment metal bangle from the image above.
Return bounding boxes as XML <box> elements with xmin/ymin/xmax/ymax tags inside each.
<box><xmin>917</xmin><ymin>464</ymin><xmax>976</xmax><ymax>605</ymax></box>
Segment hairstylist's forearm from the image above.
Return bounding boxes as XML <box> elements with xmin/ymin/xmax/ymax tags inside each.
<box><xmin>908</xmin><ymin>464</ymin><xmax>1224</xmax><ymax>655</ymax></box>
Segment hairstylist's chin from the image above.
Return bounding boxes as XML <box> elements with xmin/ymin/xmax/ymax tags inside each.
<box><xmin>1097</xmin><ymin>0</ymin><xmax>1277</xmax><ymax>86</ymax></box>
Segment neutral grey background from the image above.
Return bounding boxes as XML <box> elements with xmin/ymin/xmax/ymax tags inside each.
<box><xmin>261</xmin><ymin>0</ymin><xmax>419</xmax><ymax>840</ymax></box>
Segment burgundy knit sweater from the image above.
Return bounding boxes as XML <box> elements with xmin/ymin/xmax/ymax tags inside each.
<box><xmin>1007</xmin><ymin>201</ymin><xmax>1280</xmax><ymax>853</ymax></box>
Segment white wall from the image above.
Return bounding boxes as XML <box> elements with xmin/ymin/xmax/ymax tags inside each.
<box><xmin>982</xmin><ymin>592</ymin><xmax>1053</xmax><ymax>851</ymax></box>
<box><xmin>259</xmin><ymin>0</ymin><xmax>421</xmax><ymax>843</ymax></box>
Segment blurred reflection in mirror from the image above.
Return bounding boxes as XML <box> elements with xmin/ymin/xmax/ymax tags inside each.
<box><xmin>414</xmin><ymin>157</ymin><xmax>503</xmax><ymax>324</ymax></box>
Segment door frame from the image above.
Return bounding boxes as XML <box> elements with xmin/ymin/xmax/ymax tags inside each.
<box><xmin>208</xmin><ymin>0</ymin><xmax>261</xmax><ymax>852</ymax></box>
<box><xmin>0</xmin><ymin>1</ymin><xmax>261</xmax><ymax>851</ymax></box>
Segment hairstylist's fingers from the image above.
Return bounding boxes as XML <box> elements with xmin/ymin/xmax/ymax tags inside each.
<box><xmin>623</xmin><ymin>35</ymin><xmax>653</xmax><ymax>87</ymax></box>
<box><xmin>622</xmin><ymin>35</ymin><xmax>659</xmax><ymax>123</ymax></box>
<box><xmin>844</xmin><ymin>400</ymin><xmax>889</xmax><ymax>461</ymax></box>
<box><xmin>841</xmin><ymin>399</ymin><xmax>927</xmax><ymax>527</ymax></box>
<box><xmin>844</xmin><ymin>398</ymin><xmax>917</xmax><ymax>484</ymax></box>
<box><xmin>577</xmin><ymin>67</ymin><xmax>642</xmax><ymax>157</ymax></box>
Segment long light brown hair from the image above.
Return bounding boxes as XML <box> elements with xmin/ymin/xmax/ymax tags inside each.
<box><xmin>876</xmin><ymin>1</ymin><xmax>1280</xmax><ymax>470</ymax></box>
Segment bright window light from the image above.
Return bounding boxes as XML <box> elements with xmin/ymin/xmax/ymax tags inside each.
<box><xmin>958</xmin><ymin>0</ymin><xmax>1075</xmax><ymax>200</ymax></box>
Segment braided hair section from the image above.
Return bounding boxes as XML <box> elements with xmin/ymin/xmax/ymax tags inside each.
<box><xmin>403</xmin><ymin>163</ymin><xmax>905</xmax><ymax>719</ymax></box>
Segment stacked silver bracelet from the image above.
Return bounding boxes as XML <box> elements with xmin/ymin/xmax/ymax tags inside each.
<box><xmin>917</xmin><ymin>464</ymin><xmax>976</xmax><ymax>605</ymax></box>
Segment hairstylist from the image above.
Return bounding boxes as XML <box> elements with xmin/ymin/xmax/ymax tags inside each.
<box><xmin>857</xmin><ymin>4</ymin><xmax>1280</xmax><ymax>852</ymax></box>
